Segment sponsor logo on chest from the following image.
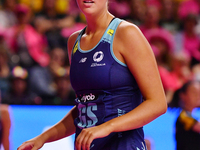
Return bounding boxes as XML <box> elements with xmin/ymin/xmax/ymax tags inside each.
<box><xmin>78</xmin><ymin>51</ymin><xmax>106</xmax><ymax>67</ymax></box>
<box><xmin>91</xmin><ymin>51</ymin><xmax>106</xmax><ymax>67</ymax></box>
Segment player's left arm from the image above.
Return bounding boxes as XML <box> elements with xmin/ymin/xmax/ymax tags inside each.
<box><xmin>106</xmin><ymin>21</ymin><xmax>167</xmax><ymax>131</ymax></box>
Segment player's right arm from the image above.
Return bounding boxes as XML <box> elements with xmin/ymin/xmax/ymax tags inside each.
<box><xmin>17</xmin><ymin>106</ymin><xmax>77</xmax><ymax>150</ymax></box>
<box><xmin>18</xmin><ymin>31</ymin><xmax>81</xmax><ymax>150</ymax></box>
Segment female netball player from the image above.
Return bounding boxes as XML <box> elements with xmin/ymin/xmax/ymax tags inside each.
<box><xmin>169</xmin><ymin>80</ymin><xmax>200</xmax><ymax>150</ymax></box>
<box><xmin>18</xmin><ymin>0</ymin><xmax>167</xmax><ymax>150</ymax></box>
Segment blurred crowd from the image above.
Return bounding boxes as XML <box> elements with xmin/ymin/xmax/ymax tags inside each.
<box><xmin>0</xmin><ymin>0</ymin><xmax>199</xmax><ymax>106</ymax></box>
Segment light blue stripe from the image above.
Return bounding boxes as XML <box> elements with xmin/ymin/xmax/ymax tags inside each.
<box><xmin>110</xmin><ymin>44</ymin><xmax>127</xmax><ymax>67</ymax></box>
<box><xmin>78</xmin><ymin>40</ymin><xmax>97</xmax><ymax>53</ymax></box>
<box><xmin>110</xmin><ymin>19</ymin><xmax>127</xmax><ymax>67</ymax></box>
<box><xmin>77</xmin><ymin>18</ymin><xmax>128</xmax><ymax>68</ymax></box>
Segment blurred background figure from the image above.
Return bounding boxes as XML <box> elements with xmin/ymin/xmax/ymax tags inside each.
<box><xmin>33</xmin><ymin>0</ymin><xmax>73</xmax><ymax>50</ymax></box>
<box><xmin>2</xmin><ymin>66</ymin><xmax>41</xmax><ymax>105</ymax></box>
<box><xmin>174</xmin><ymin>0</ymin><xmax>200</xmax><ymax>68</ymax></box>
<box><xmin>51</xmin><ymin>67</ymin><xmax>76</xmax><ymax>105</ymax></box>
<box><xmin>170</xmin><ymin>52</ymin><xmax>193</xmax><ymax>89</ymax></box>
<box><xmin>145</xmin><ymin>28</ymin><xmax>174</xmax><ymax>70</ymax></box>
<box><xmin>0</xmin><ymin>104</ymin><xmax>11</xmax><ymax>150</ymax></box>
<box><xmin>0</xmin><ymin>0</ymin><xmax>17</xmax><ymax>29</ymax></box>
<box><xmin>126</xmin><ymin>0</ymin><xmax>146</xmax><ymax>26</ymax></box>
<box><xmin>0</xmin><ymin>34</ymin><xmax>11</xmax><ymax>99</ymax></box>
<box><xmin>192</xmin><ymin>63</ymin><xmax>200</xmax><ymax>81</ymax></box>
<box><xmin>139</xmin><ymin>0</ymin><xmax>161</xmax><ymax>35</ymax></box>
<box><xmin>145</xmin><ymin>28</ymin><xmax>175</xmax><ymax>103</ymax></box>
<box><xmin>29</xmin><ymin>47</ymin><xmax>70</xmax><ymax>104</ymax></box>
<box><xmin>4</xmin><ymin>4</ymin><xmax>49</xmax><ymax>69</ymax></box>
<box><xmin>108</xmin><ymin>0</ymin><xmax>130</xmax><ymax>19</ymax></box>
<box><xmin>159</xmin><ymin>0</ymin><xmax>179</xmax><ymax>33</ymax></box>
<box><xmin>169</xmin><ymin>80</ymin><xmax>200</xmax><ymax>150</ymax></box>
<box><xmin>165</xmin><ymin>52</ymin><xmax>193</xmax><ymax>103</ymax></box>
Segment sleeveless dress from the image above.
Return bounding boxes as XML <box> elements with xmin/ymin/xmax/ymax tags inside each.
<box><xmin>70</xmin><ymin>18</ymin><xmax>147</xmax><ymax>150</ymax></box>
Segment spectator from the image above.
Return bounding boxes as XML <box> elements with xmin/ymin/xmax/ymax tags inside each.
<box><xmin>0</xmin><ymin>29</ymin><xmax>11</xmax><ymax>96</ymax></box>
<box><xmin>168</xmin><ymin>80</ymin><xmax>200</xmax><ymax>150</ymax></box>
<box><xmin>139</xmin><ymin>0</ymin><xmax>161</xmax><ymax>35</ymax></box>
<box><xmin>4</xmin><ymin>4</ymin><xmax>50</xmax><ymax>69</ymax></box>
<box><xmin>33</xmin><ymin>0</ymin><xmax>73</xmax><ymax>50</ymax></box>
<box><xmin>18</xmin><ymin>0</ymin><xmax>43</xmax><ymax>14</ymax></box>
<box><xmin>144</xmin><ymin>28</ymin><xmax>193</xmax><ymax>103</ymax></box>
<box><xmin>170</xmin><ymin>52</ymin><xmax>193</xmax><ymax>89</ymax></box>
<box><xmin>58</xmin><ymin>0</ymin><xmax>86</xmax><ymax>40</ymax></box>
<box><xmin>0</xmin><ymin>0</ymin><xmax>17</xmax><ymax>29</ymax></box>
<box><xmin>29</xmin><ymin>47</ymin><xmax>68</xmax><ymax>104</ymax></box>
<box><xmin>0</xmin><ymin>45</ymin><xmax>10</xmax><ymax>99</ymax></box>
<box><xmin>174</xmin><ymin>0</ymin><xmax>200</xmax><ymax>67</ymax></box>
<box><xmin>166</xmin><ymin>52</ymin><xmax>193</xmax><ymax>103</ymax></box>
<box><xmin>51</xmin><ymin>67</ymin><xmax>76</xmax><ymax>105</ymax></box>
<box><xmin>108</xmin><ymin>0</ymin><xmax>131</xmax><ymax>19</ymax></box>
<box><xmin>126</xmin><ymin>0</ymin><xmax>146</xmax><ymax>26</ymax></box>
<box><xmin>145</xmin><ymin>28</ymin><xmax>174</xmax><ymax>70</ymax></box>
<box><xmin>48</xmin><ymin>47</ymin><xmax>69</xmax><ymax>76</ymax></box>
<box><xmin>2</xmin><ymin>66</ymin><xmax>41</xmax><ymax>105</ymax></box>
<box><xmin>192</xmin><ymin>63</ymin><xmax>200</xmax><ymax>81</ymax></box>
<box><xmin>159</xmin><ymin>0</ymin><xmax>179</xmax><ymax>33</ymax></box>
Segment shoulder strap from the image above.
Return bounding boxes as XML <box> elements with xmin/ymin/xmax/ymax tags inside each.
<box><xmin>71</xmin><ymin>27</ymin><xmax>86</xmax><ymax>56</ymax></box>
<box><xmin>102</xmin><ymin>18</ymin><xmax>123</xmax><ymax>43</ymax></box>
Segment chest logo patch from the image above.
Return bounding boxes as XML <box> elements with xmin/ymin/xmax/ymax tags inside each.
<box><xmin>93</xmin><ymin>51</ymin><xmax>104</xmax><ymax>62</ymax></box>
<box><xmin>107</xmin><ymin>29</ymin><xmax>114</xmax><ymax>36</ymax></box>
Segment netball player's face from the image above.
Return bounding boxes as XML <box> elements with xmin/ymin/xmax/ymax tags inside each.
<box><xmin>182</xmin><ymin>82</ymin><xmax>200</xmax><ymax>108</ymax></box>
<box><xmin>76</xmin><ymin>0</ymin><xmax>108</xmax><ymax>16</ymax></box>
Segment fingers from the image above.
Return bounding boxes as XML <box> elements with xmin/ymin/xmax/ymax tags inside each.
<box><xmin>18</xmin><ymin>144</ymin><xmax>39</xmax><ymax>150</ymax></box>
<box><xmin>31</xmin><ymin>143</ymin><xmax>42</xmax><ymax>150</ymax></box>
<box><xmin>17</xmin><ymin>141</ymin><xmax>42</xmax><ymax>150</ymax></box>
<box><xmin>85</xmin><ymin>136</ymin><xmax>93</xmax><ymax>150</ymax></box>
<box><xmin>17</xmin><ymin>142</ymin><xmax>34</xmax><ymax>150</ymax></box>
<box><xmin>31</xmin><ymin>146</ymin><xmax>39</xmax><ymax>150</ymax></box>
<box><xmin>81</xmin><ymin>131</ymin><xmax>93</xmax><ymax>150</ymax></box>
<box><xmin>76</xmin><ymin>129</ymin><xmax>94</xmax><ymax>150</ymax></box>
<box><xmin>75</xmin><ymin>135</ymin><xmax>82</xmax><ymax>150</ymax></box>
<box><xmin>76</xmin><ymin>129</ymin><xmax>86</xmax><ymax>150</ymax></box>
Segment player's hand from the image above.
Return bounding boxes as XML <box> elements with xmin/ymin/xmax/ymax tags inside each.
<box><xmin>75</xmin><ymin>124</ymin><xmax>112</xmax><ymax>150</ymax></box>
<box><xmin>17</xmin><ymin>137</ymin><xmax>45</xmax><ymax>150</ymax></box>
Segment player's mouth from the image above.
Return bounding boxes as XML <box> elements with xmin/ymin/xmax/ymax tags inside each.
<box><xmin>83</xmin><ymin>0</ymin><xmax>94</xmax><ymax>3</ymax></box>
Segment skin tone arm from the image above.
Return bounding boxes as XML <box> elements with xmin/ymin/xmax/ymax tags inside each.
<box><xmin>17</xmin><ymin>106</ymin><xmax>77</xmax><ymax>150</ymax></box>
<box><xmin>17</xmin><ymin>31</ymin><xmax>80</xmax><ymax>150</ymax></box>
<box><xmin>1</xmin><ymin>104</ymin><xmax>11</xmax><ymax>150</ymax></box>
<box><xmin>75</xmin><ymin>21</ymin><xmax>167</xmax><ymax>150</ymax></box>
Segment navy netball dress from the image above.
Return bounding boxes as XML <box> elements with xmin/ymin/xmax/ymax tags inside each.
<box><xmin>70</xmin><ymin>18</ymin><xmax>147</xmax><ymax>150</ymax></box>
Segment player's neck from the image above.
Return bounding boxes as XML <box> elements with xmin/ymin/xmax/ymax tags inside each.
<box><xmin>85</xmin><ymin>12</ymin><xmax>114</xmax><ymax>34</ymax></box>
